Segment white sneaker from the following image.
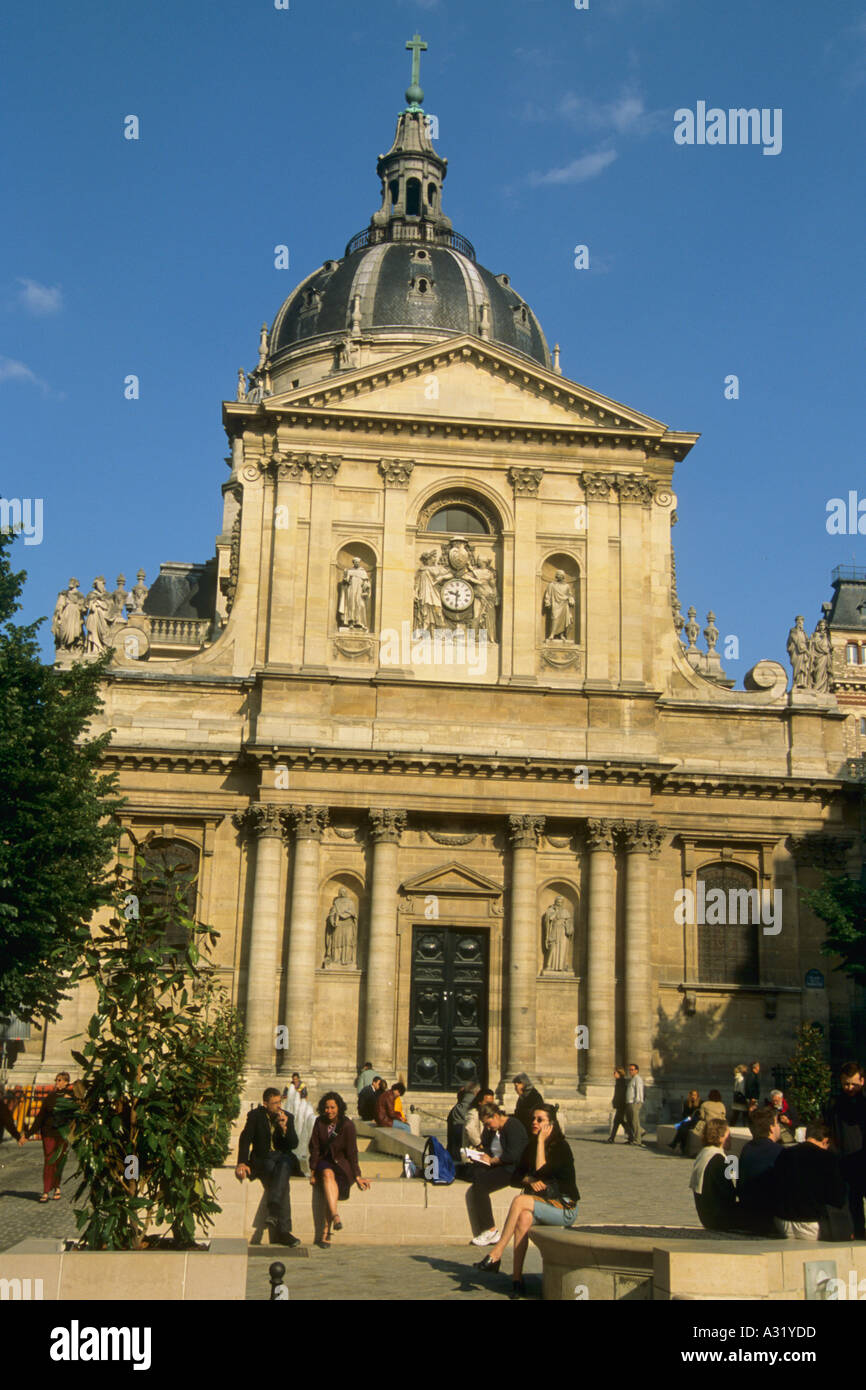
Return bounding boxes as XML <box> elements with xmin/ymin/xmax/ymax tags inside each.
<box><xmin>471</xmin><ymin>1228</ymin><xmax>500</xmax><ymax>1246</ymax></box>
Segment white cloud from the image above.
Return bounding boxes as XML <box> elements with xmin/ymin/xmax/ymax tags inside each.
<box><xmin>529</xmin><ymin>149</ymin><xmax>618</xmax><ymax>186</ymax></box>
<box><xmin>0</xmin><ymin>357</ymin><xmax>51</xmax><ymax>393</ymax></box>
<box><xmin>16</xmin><ymin>278</ymin><xmax>63</xmax><ymax>315</ymax></box>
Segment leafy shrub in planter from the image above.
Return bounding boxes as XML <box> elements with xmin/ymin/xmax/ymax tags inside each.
<box><xmin>64</xmin><ymin>853</ymin><xmax>246</xmax><ymax>1249</ymax></box>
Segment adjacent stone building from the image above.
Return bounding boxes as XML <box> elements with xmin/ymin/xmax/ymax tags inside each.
<box><xmin>29</xmin><ymin>46</ymin><xmax>864</xmax><ymax>1110</ymax></box>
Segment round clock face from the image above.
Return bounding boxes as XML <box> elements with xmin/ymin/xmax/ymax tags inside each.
<box><xmin>441</xmin><ymin>579</ymin><xmax>473</xmax><ymax>612</ymax></box>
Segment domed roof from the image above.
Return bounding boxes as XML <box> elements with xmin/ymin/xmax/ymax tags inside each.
<box><xmin>270</xmin><ymin>240</ymin><xmax>550</xmax><ymax>369</ymax></box>
<box><xmin>264</xmin><ymin>39</ymin><xmax>551</xmax><ymax>378</ymax></box>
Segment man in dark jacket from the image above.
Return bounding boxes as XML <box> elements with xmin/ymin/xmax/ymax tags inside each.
<box><xmin>824</xmin><ymin>1061</ymin><xmax>866</xmax><ymax>1239</ymax></box>
<box><xmin>236</xmin><ymin>1087</ymin><xmax>300</xmax><ymax>1246</ymax></box>
<box><xmin>468</xmin><ymin>1102</ymin><xmax>526</xmax><ymax>1244</ymax></box>
<box><xmin>770</xmin><ymin>1122</ymin><xmax>849</xmax><ymax>1240</ymax></box>
<box><xmin>374</xmin><ymin>1080</ymin><xmax>410</xmax><ymax>1131</ymax></box>
<box><xmin>736</xmin><ymin>1105</ymin><xmax>782</xmax><ymax>1234</ymax></box>
<box><xmin>744</xmin><ymin>1061</ymin><xmax>762</xmax><ymax>1105</ymax></box>
<box><xmin>512</xmin><ymin>1074</ymin><xmax>545</xmax><ymax>1136</ymax></box>
<box><xmin>608</xmin><ymin>1068</ymin><xmax>629</xmax><ymax>1144</ymax></box>
<box><xmin>357</xmin><ymin>1075</ymin><xmax>384</xmax><ymax>1122</ymax></box>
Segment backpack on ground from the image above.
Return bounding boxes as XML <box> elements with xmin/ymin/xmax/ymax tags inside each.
<box><xmin>422</xmin><ymin>1135</ymin><xmax>455</xmax><ymax>1185</ymax></box>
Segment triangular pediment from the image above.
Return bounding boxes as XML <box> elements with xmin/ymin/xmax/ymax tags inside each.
<box><xmin>264</xmin><ymin>335</ymin><xmax>668</xmax><ymax>436</ymax></box>
<box><xmin>400</xmin><ymin>860</ymin><xmax>503</xmax><ymax>897</ymax></box>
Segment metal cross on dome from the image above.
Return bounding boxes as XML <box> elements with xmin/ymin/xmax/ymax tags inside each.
<box><xmin>405</xmin><ymin>32</ymin><xmax>427</xmax><ymax>109</ymax></box>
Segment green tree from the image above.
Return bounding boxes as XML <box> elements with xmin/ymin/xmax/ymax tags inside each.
<box><xmin>802</xmin><ymin>873</ymin><xmax>866</xmax><ymax>985</ymax></box>
<box><xmin>65</xmin><ymin>853</ymin><xmax>246</xmax><ymax>1249</ymax></box>
<box><xmin>785</xmin><ymin>1022</ymin><xmax>832</xmax><ymax>1124</ymax></box>
<box><xmin>0</xmin><ymin>533</ymin><xmax>121</xmax><ymax>1022</ymax></box>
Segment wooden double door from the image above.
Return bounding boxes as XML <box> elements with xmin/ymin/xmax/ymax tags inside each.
<box><xmin>407</xmin><ymin>926</ymin><xmax>488</xmax><ymax>1090</ymax></box>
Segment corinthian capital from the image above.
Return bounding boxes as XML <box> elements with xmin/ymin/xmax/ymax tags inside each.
<box><xmin>508</xmin><ymin>814</ymin><xmax>545</xmax><ymax>849</ymax></box>
<box><xmin>584</xmin><ymin>818</ymin><xmax>615</xmax><ymax>853</ymax></box>
<box><xmin>287</xmin><ymin>805</ymin><xmax>330</xmax><ymax>840</ymax></box>
<box><xmin>378</xmin><ymin>458</ymin><xmax>415</xmax><ymax>489</ymax></box>
<box><xmin>232</xmin><ymin>803</ymin><xmax>285</xmax><ymax>840</ymax></box>
<box><xmin>508</xmin><ymin>466</ymin><xmax>544</xmax><ymax>498</ymax></box>
<box><xmin>615</xmin><ymin>474</ymin><xmax>657</xmax><ymax>506</ymax></box>
<box><xmin>306</xmin><ymin>454</ymin><xmax>342</xmax><ymax>483</ymax></box>
<box><xmin>369</xmin><ymin>808</ymin><xmax>408</xmax><ymax>844</ymax></box>
<box><xmin>615</xmin><ymin>820</ymin><xmax>664</xmax><ymax>856</ymax></box>
<box><xmin>580</xmin><ymin>471</ymin><xmax>612</xmax><ymax>502</ymax></box>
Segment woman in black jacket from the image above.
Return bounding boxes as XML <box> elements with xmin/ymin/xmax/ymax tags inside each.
<box><xmin>475</xmin><ymin>1104</ymin><xmax>579</xmax><ymax>1299</ymax></box>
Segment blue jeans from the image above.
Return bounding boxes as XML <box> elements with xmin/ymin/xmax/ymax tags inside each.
<box><xmin>391</xmin><ymin>1119</ymin><xmax>411</xmax><ymax>1132</ymax></box>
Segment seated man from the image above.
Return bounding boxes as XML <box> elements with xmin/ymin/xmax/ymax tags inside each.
<box><xmin>771</xmin><ymin>1121</ymin><xmax>851</xmax><ymax>1240</ymax></box>
<box><xmin>467</xmin><ymin>1102</ymin><xmax>526</xmax><ymax>1246</ymax></box>
<box><xmin>447</xmin><ymin>1081</ymin><xmax>480</xmax><ymax>1162</ymax></box>
<box><xmin>736</xmin><ymin>1105</ymin><xmax>782</xmax><ymax>1234</ymax></box>
<box><xmin>374</xmin><ymin>1079</ymin><xmax>411</xmax><ymax>1131</ymax></box>
<box><xmin>235</xmin><ymin>1087</ymin><xmax>301</xmax><ymax>1246</ymax></box>
<box><xmin>689</xmin><ymin>1118</ymin><xmax>740</xmax><ymax>1232</ymax></box>
<box><xmin>767</xmin><ymin>1089</ymin><xmax>799</xmax><ymax>1144</ymax></box>
<box><xmin>357</xmin><ymin>1075</ymin><xmax>383</xmax><ymax>1122</ymax></box>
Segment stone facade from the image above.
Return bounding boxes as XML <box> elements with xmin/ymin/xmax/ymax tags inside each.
<box><xmin>26</xmin><ymin>62</ymin><xmax>864</xmax><ymax>1110</ymax></box>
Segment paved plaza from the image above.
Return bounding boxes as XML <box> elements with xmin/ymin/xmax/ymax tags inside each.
<box><xmin>0</xmin><ymin>1127</ymin><xmax>701</xmax><ymax>1300</ymax></box>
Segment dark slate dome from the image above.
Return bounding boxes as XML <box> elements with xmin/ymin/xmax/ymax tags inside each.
<box><xmin>263</xmin><ymin>63</ymin><xmax>552</xmax><ymax>378</ymax></box>
<box><xmin>270</xmin><ymin>240</ymin><xmax>550</xmax><ymax>368</ymax></box>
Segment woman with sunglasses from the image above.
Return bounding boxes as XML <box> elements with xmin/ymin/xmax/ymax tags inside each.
<box><xmin>474</xmin><ymin>1103</ymin><xmax>579</xmax><ymax>1299</ymax></box>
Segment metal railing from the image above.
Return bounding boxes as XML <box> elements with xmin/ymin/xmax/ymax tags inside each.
<box><xmin>344</xmin><ymin>224</ymin><xmax>476</xmax><ymax>261</ymax></box>
<box><xmin>832</xmin><ymin>565</ymin><xmax>866</xmax><ymax>584</ymax></box>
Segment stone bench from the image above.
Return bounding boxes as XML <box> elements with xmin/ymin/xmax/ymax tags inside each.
<box><xmin>529</xmin><ymin>1225</ymin><xmax>866</xmax><ymax>1300</ymax></box>
<box><xmin>208</xmin><ymin>1167</ymin><xmax>513</xmax><ymax>1246</ymax></box>
<box><xmin>353</xmin><ymin>1117</ymin><xmax>425</xmax><ymax>1161</ymax></box>
<box><xmin>656</xmin><ymin>1124</ymin><xmax>753</xmax><ymax>1158</ymax></box>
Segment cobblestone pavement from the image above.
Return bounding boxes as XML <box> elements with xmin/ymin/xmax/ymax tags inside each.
<box><xmin>1</xmin><ymin>1128</ymin><xmax>703</xmax><ymax>1300</ymax></box>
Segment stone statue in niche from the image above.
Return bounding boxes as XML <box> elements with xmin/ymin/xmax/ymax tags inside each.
<box><xmin>542</xmin><ymin>896</ymin><xmax>574</xmax><ymax>974</ymax></box>
<box><xmin>414</xmin><ymin>550</ymin><xmax>448</xmax><ymax>635</ymax></box>
<box><xmin>337</xmin><ymin>557</ymin><xmax>371</xmax><ymax>631</ymax></box>
<box><xmin>52</xmin><ymin>578</ymin><xmax>86</xmax><ymax>651</ymax></box>
<box><xmin>543</xmin><ymin>571</ymin><xmax>575</xmax><ymax>642</ymax></box>
<box><xmin>324</xmin><ymin>888</ymin><xmax>357</xmax><ymax>967</ymax></box>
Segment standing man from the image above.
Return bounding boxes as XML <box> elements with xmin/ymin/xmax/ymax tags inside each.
<box><xmin>824</xmin><ymin>1061</ymin><xmax>866</xmax><ymax>1240</ymax></box>
<box><xmin>625</xmin><ymin>1063</ymin><xmax>645</xmax><ymax>1148</ymax></box>
<box><xmin>607</xmin><ymin>1067</ymin><xmax>629</xmax><ymax>1144</ymax></box>
<box><xmin>745</xmin><ymin>1060</ymin><xmax>761</xmax><ymax>1106</ymax></box>
<box><xmin>235</xmin><ymin>1087</ymin><xmax>301</xmax><ymax>1247</ymax></box>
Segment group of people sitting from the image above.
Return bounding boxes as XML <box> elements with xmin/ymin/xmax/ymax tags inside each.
<box><xmin>670</xmin><ymin>1083</ymin><xmax>799</xmax><ymax>1153</ymax></box>
<box><xmin>446</xmin><ymin>1073</ymin><xmax>580</xmax><ymax>1299</ymax></box>
<box><xmin>236</xmin><ymin>1087</ymin><xmax>370</xmax><ymax>1249</ymax></box>
<box><xmin>689</xmin><ymin>1061</ymin><xmax>866</xmax><ymax>1242</ymax></box>
<box><xmin>355</xmin><ymin>1066</ymin><xmax>411</xmax><ymax>1131</ymax></box>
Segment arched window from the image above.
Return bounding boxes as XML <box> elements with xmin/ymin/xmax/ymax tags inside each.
<box><xmin>427</xmin><ymin>183</ymin><xmax>436</xmax><ymax>207</ymax></box>
<box><xmin>696</xmin><ymin>863</ymin><xmax>760</xmax><ymax>985</ymax></box>
<box><xmin>406</xmin><ymin>178</ymin><xmax>422</xmax><ymax>217</ymax></box>
<box><xmin>389</xmin><ymin>179</ymin><xmax>400</xmax><ymax>211</ymax></box>
<box><xmin>427</xmin><ymin>505</ymin><xmax>489</xmax><ymax>535</ymax></box>
<box><xmin>133</xmin><ymin>837</ymin><xmax>200</xmax><ymax>950</ymax></box>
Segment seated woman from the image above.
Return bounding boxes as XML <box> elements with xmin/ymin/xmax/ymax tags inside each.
<box><xmin>474</xmin><ymin>1104</ymin><xmax>579</xmax><ymax>1300</ymax></box>
<box><xmin>670</xmin><ymin>1089</ymin><xmax>701</xmax><ymax>1153</ymax></box>
<box><xmin>464</xmin><ymin>1089</ymin><xmax>496</xmax><ymax>1150</ymax></box>
<box><xmin>689</xmin><ymin>1117</ymin><xmax>740</xmax><ymax>1232</ymax></box>
<box><xmin>693</xmin><ymin>1089</ymin><xmax>727</xmax><ymax>1139</ymax></box>
<box><xmin>308</xmin><ymin>1092</ymin><xmax>370</xmax><ymax>1247</ymax></box>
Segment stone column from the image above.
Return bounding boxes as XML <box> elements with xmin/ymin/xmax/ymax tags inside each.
<box><xmin>283</xmin><ymin>805</ymin><xmax>329</xmax><ymax>1073</ymax></box>
<box><xmin>233</xmin><ymin>803</ymin><xmax>286</xmax><ymax>1072</ymax></box>
<box><xmin>508</xmin><ymin>467</ymin><xmax>544</xmax><ymax>684</ymax></box>
<box><xmin>584</xmin><ymin>818</ymin><xmax>617</xmax><ymax>1089</ymax></box>
<box><xmin>376</xmin><ymin>459</ymin><xmax>414</xmax><ymax>677</ymax></box>
<box><xmin>363</xmin><ymin>809</ymin><xmax>407</xmax><ymax>1072</ymax></box>
<box><xmin>582</xmin><ymin>472</ymin><xmax>612</xmax><ymax>688</ymax></box>
<box><xmin>267</xmin><ymin>452</ymin><xmax>306</xmax><ymax>668</ymax></box>
<box><xmin>618</xmin><ymin>820</ymin><xmax>663</xmax><ymax>1074</ymax></box>
<box><xmin>302</xmin><ymin>454</ymin><xmax>341</xmax><ymax>671</ymax></box>
<box><xmin>506</xmin><ymin>814</ymin><xmax>545</xmax><ymax>1076</ymax></box>
<box><xmin>617</xmin><ymin>476</ymin><xmax>655</xmax><ymax>687</ymax></box>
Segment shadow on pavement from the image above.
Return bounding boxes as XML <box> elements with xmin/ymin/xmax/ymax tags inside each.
<box><xmin>409</xmin><ymin>1252</ymin><xmax>542</xmax><ymax>1299</ymax></box>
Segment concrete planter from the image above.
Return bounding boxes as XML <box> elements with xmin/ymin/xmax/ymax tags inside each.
<box><xmin>0</xmin><ymin>1237</ymin><xmax>248</xmax><ymax>1301</ymax></box>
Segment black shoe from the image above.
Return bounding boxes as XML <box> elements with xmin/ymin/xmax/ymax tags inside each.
<box><xmin>277</xmin><ymin>1232</ymin><xmax>301</xmax><ymax>1247</ymax></box>
<box><xmin>509</xmin><ymin>1279</ymin><xmax>527</xmax><ymax>1300</ymax></box>
<box><xmin>474</xmin><ymin>1254</ymin><xmax>501</xmax><ymax>1272</ymax></box>
<box><xmin>606</xmin><ymin>1138</ymin><xmax>615</xmax><ymax>1144</ymax></box>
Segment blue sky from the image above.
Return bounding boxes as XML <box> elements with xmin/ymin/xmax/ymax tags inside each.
<box><xmin>4</xmin><ymin>0</ymin><xmax>864</xmax><ymax>672</ymax></box>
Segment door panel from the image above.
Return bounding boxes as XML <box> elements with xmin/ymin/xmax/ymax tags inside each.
<box><xmin>408</xmin><ymin>927</ymin><xmax>488</xmax><ymax>1089</ymax></box>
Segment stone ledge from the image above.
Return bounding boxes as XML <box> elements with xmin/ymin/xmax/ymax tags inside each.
<box><xmin>529</xmin><ymin>1225</ymin><xmax>866</xmax><ymax>1301</ymax></box>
